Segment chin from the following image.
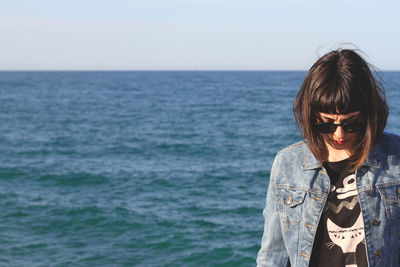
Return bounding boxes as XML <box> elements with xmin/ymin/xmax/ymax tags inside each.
<box><xmin>330</xmin><ymin>140</ymin><xmax>354</xmax><ymax>150</ymax></box>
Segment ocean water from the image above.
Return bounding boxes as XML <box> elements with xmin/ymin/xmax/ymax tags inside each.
<box><xmin>0</xmin><ymin>71</ymin><xmax>399</xmax><ymax>266</ymax></box>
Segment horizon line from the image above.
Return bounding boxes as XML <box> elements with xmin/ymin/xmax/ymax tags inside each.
<box><xmin>1</xmin><ymin>69</ymin><xmax>399</xmax><ymax>72</ymax></box>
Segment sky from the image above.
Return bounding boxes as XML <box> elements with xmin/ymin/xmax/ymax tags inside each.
<box><xmin>1</xmin><ymin>0</ymin><xmax>400</xmax><ymax>70</ymax></box>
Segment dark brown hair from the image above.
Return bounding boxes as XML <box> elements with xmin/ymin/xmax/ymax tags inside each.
<box><xmin>293</xmin><ymin>49</ymin><xmax>389</xmax><ymax>171</ymax></box>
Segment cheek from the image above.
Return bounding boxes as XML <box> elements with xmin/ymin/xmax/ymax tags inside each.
<box><xmin>348</xmin><ymin>133</ymin><xmax>360</xmax><ymax>142</ymax></box>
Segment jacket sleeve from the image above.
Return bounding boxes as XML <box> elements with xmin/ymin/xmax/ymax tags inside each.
<box><xmin>256</xmin><ymin>153</ymin><xmax>290</xmax><ymax>266</ymax></box>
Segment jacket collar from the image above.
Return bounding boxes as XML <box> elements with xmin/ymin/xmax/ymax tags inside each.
<box><xmin>301</xmin><ymin>144</ymin><xmax>381</xmax><ymax>170</ymax></box>
<box><xmin>362</xmin><ymin>145</ymin><xmax>381</xmax><ymax>169</ymax></box>
<box><xmin>301</xmin><ymin>150</ymin><xmax>322</xmax><ymax>170</ymax></box>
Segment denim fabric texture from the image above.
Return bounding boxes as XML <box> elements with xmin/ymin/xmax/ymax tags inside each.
<box><xmin>257</xmin><ymin>133</ymin><xmax>400</xmax><ymax>267</ymax></box>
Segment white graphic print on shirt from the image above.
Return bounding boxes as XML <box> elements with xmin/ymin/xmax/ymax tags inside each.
<box><xmin>325</xmin><ymin>174</ymin><xmax>366</xmax><ymax>267</ymax></box>
<box><xmin>327</xmin><ymin>214</ymin><xmax>365</xmax><ymax>253</ymax></box>
<box><xmin>336</xmin><ymin>174</ymin><xmax>358</xmax><ymax>199</ymax></box>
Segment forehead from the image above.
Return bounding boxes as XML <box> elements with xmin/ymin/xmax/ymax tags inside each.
<box><xmin>318</xmin><ymin>111</ymin><xmax>361</xmax><ymax>120</ymax></box>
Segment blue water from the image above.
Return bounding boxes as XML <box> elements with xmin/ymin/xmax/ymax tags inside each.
<box><xmin>0</xmin><ymin>71</ymin><xmax>399</xmax><ymax>266</ymax></box>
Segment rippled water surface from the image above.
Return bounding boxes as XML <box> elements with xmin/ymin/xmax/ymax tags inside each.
<box><xmin>0</xmin><ymin>71</ymin><xmax>399</xmax><ymax>266</ymax></box>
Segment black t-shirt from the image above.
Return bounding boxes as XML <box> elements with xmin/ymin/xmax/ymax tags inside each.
<box><xmin>309</xmin><ymin>159</ymin><xmax>368</xmax><ymax>267</ymax></box>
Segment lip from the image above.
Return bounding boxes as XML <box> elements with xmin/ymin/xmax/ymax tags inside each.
<box><xmin>333</xmin><ymin>140</ymin><xmax>345</xmax><ymax>145</ymax></box>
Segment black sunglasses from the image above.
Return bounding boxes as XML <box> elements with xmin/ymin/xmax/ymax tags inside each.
<box><xmin>314</xmin><ymin>121</ymin><xmax>366</xmax><ymax>133</ymax></box>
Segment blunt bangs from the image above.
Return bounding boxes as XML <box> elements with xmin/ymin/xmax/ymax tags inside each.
<box><xmin>311</xmin><ymin>83</ymin><xmax>363</xmax><ymax>117</ymax></box>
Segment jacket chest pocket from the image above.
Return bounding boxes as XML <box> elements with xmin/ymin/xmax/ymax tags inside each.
<box><xmin>275</xmin><ymin>188</ymin><xmax>307</xmax><ymax>225</ymax></box>
<box><xmin>378</xmin><ymin>184</ymin><xmax>400</xmax><ymax>222</ymax></box>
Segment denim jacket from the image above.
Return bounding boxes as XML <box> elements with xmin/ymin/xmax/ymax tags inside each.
<box><xmin>257</xmin><ymin>133</ymin><xmax>400</xmax><ymax>267</ymax></box>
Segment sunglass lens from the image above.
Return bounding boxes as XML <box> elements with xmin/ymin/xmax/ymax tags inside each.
<box><xmin>343</xmin><ymin>122</ymin><xmax>364</xmax><ymax>133</ymax></box>
<box><xmin>316</xmin><ymin>122</ymin><xmax>336</xmax><ymax>133</ymax></box>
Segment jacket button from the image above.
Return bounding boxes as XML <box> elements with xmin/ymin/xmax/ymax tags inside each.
<box><xmin>375</xmin><ymin>250</ymin><xmax>381</xmax><ymax>257</ymax></box>
<box><xmin>371</xmin><ymin>219</ymin><xmax>379</xmax><ymax>226</ymax></box>
<box><xmin>286</xmin><ymin>194</ymin><xmax>293</xmax><ymax>205</ymax></box>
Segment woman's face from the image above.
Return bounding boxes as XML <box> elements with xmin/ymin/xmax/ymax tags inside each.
<box><xmin>318</xmin><ymin>111</ymin><xmax>362</xmax><ymax>157</ymax></box>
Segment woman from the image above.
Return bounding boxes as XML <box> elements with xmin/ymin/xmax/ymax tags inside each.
<box><xmin>257</xmin><ymin>49</ymin><xmax>400</xmax><ymax>267</ymax></box>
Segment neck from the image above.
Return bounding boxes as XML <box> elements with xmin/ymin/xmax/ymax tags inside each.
<box><xmin>327</xmin><ymin>149</ymin><xmax>352</xmax><ymax>162</ymax></box>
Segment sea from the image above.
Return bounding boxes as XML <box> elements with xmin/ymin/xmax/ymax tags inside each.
<box><xmin>0</xmin><ymin>71</ymin><xmax>399</xmax><ymax>266</ymax></box>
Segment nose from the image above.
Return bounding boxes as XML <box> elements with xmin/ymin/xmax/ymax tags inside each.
<box><xmin>334</xmin><ymin>125</ymin><xmax>346</xmax><ymax>139</ymax></box>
